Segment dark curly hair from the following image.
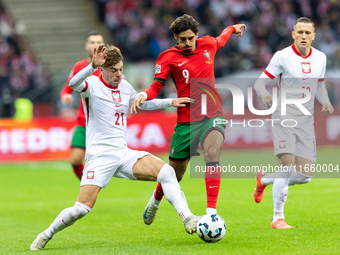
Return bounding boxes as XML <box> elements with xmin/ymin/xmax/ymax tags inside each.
<box><xmin>169</xmin><ymin>14</ymin><xmax>199</xmax><ymax>35</ymax></box>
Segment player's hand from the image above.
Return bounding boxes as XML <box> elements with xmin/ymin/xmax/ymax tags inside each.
<box><xmin>322</xmin><ymin>102</ymin><xmax>334</xmax><ymax>115</ymax></box>
<box><xmin>61</xmin><ymin>94</ymin><xmax>73</xmax><ymax>105</ymax></box>
<box><xmin>172</xmin><ymin>97</ymin><xmax>195</xmax><ymax>107</ymax></box>
<box><xmin>232</xmin><ymin>24</ymin><xmax>246</xmax><ymax>37</ymax></box>
<box><xmin>91</xmin><ymin>44</ymin><xmax>107</xmax><ymax>69</ymax></box>
<box><xmin>262</xmin><ymin>93</ymin><xmax>273</xmax><ymax>108</ymax></box>
<box><xmin>130</xmin><ymin>94</ymin><xmax>146</xmax><ymax>114</ymax></box>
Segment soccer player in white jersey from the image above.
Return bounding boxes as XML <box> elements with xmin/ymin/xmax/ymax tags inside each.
<box><xmin>30</xmin><ymin>44</ymin><xmax>200</xmax><ymax>250</ymax></box>
<box><xmin>253</xmin><ymin>17</ymin><xmax>334</xmax><ymax>229</ymax></box>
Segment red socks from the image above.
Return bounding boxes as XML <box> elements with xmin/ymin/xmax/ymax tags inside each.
<box><xmin>154</xmin><ymin>182</ymin><xmax>164</xmax><ymax>201</ymax></box>
<box><xmin>205</xmin><ymin>162</ymin><xmax>221</xmax><ymax>209</ymax></box>
<box><xmin>72</xmin><ymin>164</ymin><xmax>84</xmax><ymax>180</ymax></box>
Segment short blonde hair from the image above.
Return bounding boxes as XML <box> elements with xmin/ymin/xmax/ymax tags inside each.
<box><xmin>294</xmin><ymin>17</ymin><xmax>315</xmax><ymax>30</ymax></box>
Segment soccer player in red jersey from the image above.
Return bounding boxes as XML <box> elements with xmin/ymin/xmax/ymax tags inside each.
<box><xmin>131</xmin><ymin>14</ymin><xmax>246</xmax><ymax>224</ymax></box>
<box><xmin>60</xmin><ymin>31</ymin><xmax>104</xmax><ymax>179</ymax></box>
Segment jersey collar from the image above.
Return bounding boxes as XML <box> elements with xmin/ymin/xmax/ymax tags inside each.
<box><xmin>291</xmin><ymin>44</ymin><xmax>312</xmax><ymax>59</ymax></box>
<box><xmin>100</xmin><ymin>75</ymin><xmax>119</xmax><ymax>89</ymax></box>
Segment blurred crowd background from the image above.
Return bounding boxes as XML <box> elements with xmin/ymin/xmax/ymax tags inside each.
<box><xmin>1</xmin><ymin>0</ymin><xmax>340</xmax><ymax>118</ymax></box>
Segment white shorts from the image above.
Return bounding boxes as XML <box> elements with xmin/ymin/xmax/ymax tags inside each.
<box><xmin>81</xmin><ymin>148</ymin><xmax>150</xmax><ymax>188</ymax></box>
<box><xmin>272</xmin><ymin>124</ymin><xmax>317</xmax><ymax>162</ymax></box>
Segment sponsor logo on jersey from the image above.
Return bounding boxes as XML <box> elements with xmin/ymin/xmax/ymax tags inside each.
<box><xmin>155</xmin><ymin>64</ymin><xmax>161</xmax><ymax>73</ymax></box>
<box><xmin>111</xmin><ymin>91</ymin><xmax>122</xmax><ymax>103</ymax></box>
<box><xmin>279</xmin><ymin>140</ymin><xmax>286</xmax><ymax>149</ymax></box>
<box><xmin>171</xmin><ymin>147</ymin><xmax>175</xmax><ymax>155</ymax></box>
<box><xmin>301</xmin><ymin>62</ymin><xmax>311</xmax><ymax>73</ymax></box>
<box><xmin>87</xmin><ymin>171</ymin><xmax>94</xmax><ymax>179</ymax></box>
<box><xmin>203</xmin><ymin>50</ymin><xmax>213</xmax><ymax>64</ymax></box>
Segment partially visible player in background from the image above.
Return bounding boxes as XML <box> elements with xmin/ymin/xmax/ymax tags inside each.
<box><xmin>60</xmin><ymin>31</ymin><xmax>104</xmax><ymax>179</ymax></box>
<box><xmin>253</xmin><ymin>17</ymin><xmax>334</xmax><ymax>229</ymax></box>
<box><xmin>131</xmin><ymin>14</ymin><xmax>246</xmax><ymax>224</ymax></box>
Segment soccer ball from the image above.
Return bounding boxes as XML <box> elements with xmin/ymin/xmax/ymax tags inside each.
<box><xmin>196</xmin><ymin>214</ymin><xmax>226</xmax><ymax>243</ymax></box>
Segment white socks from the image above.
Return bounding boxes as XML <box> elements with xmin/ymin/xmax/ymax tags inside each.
<box><xmin>44</xmin><ymin>202</ymin><xmax>91</xmax><ymax>238</ymax></box>
<box><xmin>206</xmin><ymin>208</ymin><xmax>217</xmax><ymax>214</ymax></box>
<box><xmin>272</xmin><ymin>167</ymin><xmax>291</xmax><ymax>222</ymax></box>
<box><xmin>157</xmin><ymin>164</ymin><xmax>193</xmax><ymax>221</ymax></box>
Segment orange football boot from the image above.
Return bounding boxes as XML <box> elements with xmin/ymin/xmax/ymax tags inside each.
<box><xmin>271</xmin><ymin>218</ymin><xmax>293</xmax><ymax>229</ymax></box>
<box><xmin>253</xmin><ymin>171</ymin><xmax>267</xmax><ymax>203</ymax></box>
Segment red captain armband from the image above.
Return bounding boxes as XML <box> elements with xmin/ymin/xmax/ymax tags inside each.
<box><xmin>144</xmin><ymin>80</ymin><xmax>164</xmax><ymax>100</ymax></box>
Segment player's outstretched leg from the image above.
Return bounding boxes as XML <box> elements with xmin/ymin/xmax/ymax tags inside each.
<box><xmin>143</xmin><ymin>189</ymin><xmax>162</xmax><ymax>225</ymax></box>
<box><xmin>135</xmin><ymin>156</ymin><xmax>200</xmax><ymax>234</ymax></box>
<box><xmin>30</xmin><ymin>200</ymin><xmax>92</xmax><ymax>250</ymax></box>
<box><xmin>156</xmin><ymin>164</ymin><xmax>200</xmax><ymax>234</ymax></box>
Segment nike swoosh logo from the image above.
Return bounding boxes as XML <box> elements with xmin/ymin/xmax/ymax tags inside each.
<box><xmin>178</xmin><ymin>60</ymin><xmax>187</xmax><ymax>66</ymax></box>
<box><xmin>209</xmin><ymin>186</ymin><xmax>218</xmax><ymax>189</ymax></box>
<box><xmin>143</xmin><ymin>206</ymin><xmax>149</xmax><ymax>219</ymax></box>
<box><xmin>115</xmin><ymin>104</ymin><xmax>123</xmax><ymax>108</ymax></box>
<box><xmin>302</xmin><ymin>78</ymin><xmax>309</xmax><ymax>80</ymax></box>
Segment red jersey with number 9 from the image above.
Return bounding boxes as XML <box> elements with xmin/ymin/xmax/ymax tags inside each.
<box><xmin>153</xmin><ymin>36</ymin><xmax>224</xmax><ymax>123</ymax></box>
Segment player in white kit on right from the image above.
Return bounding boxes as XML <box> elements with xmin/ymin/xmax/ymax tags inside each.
<box><xmin>253</xmin><ymin>17</ymin><xmax>334</xmax><ymax>229</ymax></box>
<box><xmin>30</xmin><ymin>44</ymin><xmax>200</xmax><ymax>250</ymax></box>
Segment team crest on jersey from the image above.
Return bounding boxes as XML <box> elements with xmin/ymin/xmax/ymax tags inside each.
<box><xmin>203</xmin><ymin>50</ymin><xmax>213</xmax><ymax>64</ymax></box>
<box><xmin>87</xmin><ymin>171</ymin><xmax>94</xmax><ymax>179</ymax></box>
<box><xmin>155</xmin><ymin>64</ymin><xmax>161</xmax><ymax>73</ymax></box>
<box><xmin>111</xmin><ymin>91</ymin><xmax>122</xmax><ymax>103</ymax></box>
<box><xmin>279</xmin><ymin>140</ymin><xmax>286</xmax><ymax>149</ymax></box>
<box><xmin>301</xmin><ymin>62</ymin><xmax>311</xmax><ymax>73</ymax></box>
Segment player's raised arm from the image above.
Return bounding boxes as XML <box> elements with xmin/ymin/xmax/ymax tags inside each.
<box><xmin>69</xmin><ymin>45</ymin><xmax>106</xmax><ymax>92</ymax></box>
<box><xmin>216</xmin><ymin>24</ymin><xmax>246</xmax><ymax>48</ymax></box>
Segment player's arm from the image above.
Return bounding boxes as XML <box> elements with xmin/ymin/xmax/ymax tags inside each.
<box><xmin>253</xmin><ymin>72</ymin><xmax>274</xmax><ymax>108</ymax></box>
<box><xmin>130</xmin><ymin>81</ymin><xmax>164</xmax><ymax>113</ymax></box>
<box><xmin>140</xmin><ymin>97</ymin><xmax>194</xmax><ymax>111</ymax></box>
<box><xmin>61</xmin><ymin>63</ymin><xmax>79</xmax><ymax>104</ymax></box>
<box><xmin>316</xmin><ymin>79</ymin><xmax>334</xmax><ymax>115</ymax></box>
<box><xmin>216</xmin><ymin>24</ymin><xmax>246</xmax><ymax>48</ymax></box>
<box><xmin>254</xmin><ymin>51</ymin><xmax>283</xmax><ymax>108</ymax></box>
<box><xmin>60</xmin><ymin>84</ymin><xmax>74</xmax><ymax>104</ymax></box>
<box><xmin>130</xmin><ymin>90</ymin><xmax>193</xmax><ymax>113</ymax></box>
<box><xmin>69</xmin><ymin>45</ymin><xmax>106</xmax><ymax>92</ymax></box>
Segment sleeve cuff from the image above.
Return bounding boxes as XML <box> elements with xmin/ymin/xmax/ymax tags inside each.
<box><xmin>139</xmin><ymin>92</ymin><xmax>148</xmax><ymax>100</ymax></box>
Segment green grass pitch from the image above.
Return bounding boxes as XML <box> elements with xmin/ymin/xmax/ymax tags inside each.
<box><xmin>1</xmin><ymin>147</ymin><xmax>340</xmax><ymax>254</ymax></box>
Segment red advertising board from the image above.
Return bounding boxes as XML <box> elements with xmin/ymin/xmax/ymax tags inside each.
<box><xmin>0</xmin><ymin>110</ymin><xmax>339</xmax><ymax>163</ymax></box>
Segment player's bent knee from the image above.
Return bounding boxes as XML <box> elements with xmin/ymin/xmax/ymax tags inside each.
<box><xmin>157</xmin><ymin>164</ymin><xmax>177</xmax><ymax>184</ymax></box>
